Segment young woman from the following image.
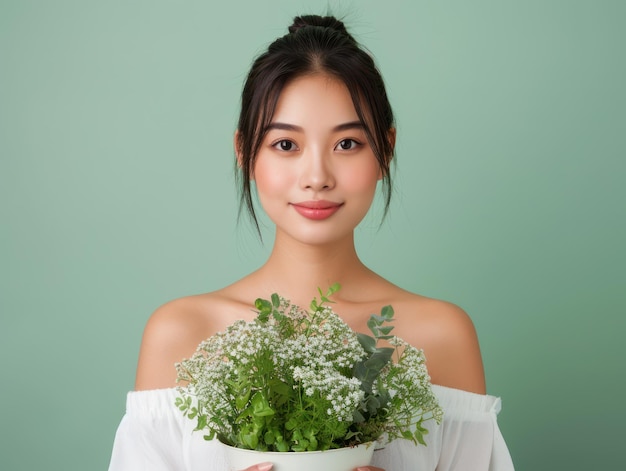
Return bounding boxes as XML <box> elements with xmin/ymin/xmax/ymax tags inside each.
<box><xmin>109</xmin><ymin>15</ymin><xmax>514</xmax><ymax>471</ymax></box>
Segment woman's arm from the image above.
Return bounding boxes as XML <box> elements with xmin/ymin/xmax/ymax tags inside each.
<box><xmin>395</xmin><ymin>297</ymin><xmax>486</xmax><ymax>394</ymax></box>
<box><xmin>134</xmin><ymin>298</ymin><xmax>209</xmax><ymax>390</ymax></box>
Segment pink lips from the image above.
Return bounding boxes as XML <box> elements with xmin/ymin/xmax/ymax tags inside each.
<box><xmin>290</xmin><ymin>200</ymin><xmax>343</xmax><ymax>220</ymax></box>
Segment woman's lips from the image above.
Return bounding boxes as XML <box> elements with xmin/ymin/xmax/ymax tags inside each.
<box><xmin>290</xmin><ymin>201</ymin><xmax>343</xmax><ymax>220</ymax></box>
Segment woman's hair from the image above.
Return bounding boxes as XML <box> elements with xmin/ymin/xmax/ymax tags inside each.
<box><xmin>236</xmin><ymin>15</ymin><xmax>395</xmax><ymax>233</ymax></box>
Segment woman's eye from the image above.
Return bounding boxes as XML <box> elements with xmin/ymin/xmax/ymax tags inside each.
<box><xmin>273</xmin><ymin>140</ymin><xmax>297</xmax><ymax>151</ymax></box>
<box><xmin>336</xmin><ymin>139</ymin><xmax>359</xmax><ymax>151</ymax></box>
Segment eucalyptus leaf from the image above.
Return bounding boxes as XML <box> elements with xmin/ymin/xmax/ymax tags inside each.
<box><xmin>364</xmin><ymin>348</ymin><xmax>394</xmax><ymax>369</ymax></box>
<box><xmin>381</xmin><ymin>305</ymin><xmax>394</xmax><ymax>320</ymax></box>
<box><xmin>357</xmin><ymin>332</ymin><xmax>377</xmax><ymax>353</ymax></box>
<box><xmin>353</xmin><ymin>409</ymin><xmax>365</xmax><ymax>422</ymax></box>
<box><xmin>366</xmin><ymin>318</ymin><xmax>379</xmax><ymax>335</ymax></box>
<box><xmin>365</xmin><ymin>395</ymin><xmax>380</xmax><ymax>414</ymax></box>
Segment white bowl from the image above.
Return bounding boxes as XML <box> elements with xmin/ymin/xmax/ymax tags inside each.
<box><xmin>221</xmin><ymin>441</ymin><xmax>375</xmax><ymax>471</ymax></box>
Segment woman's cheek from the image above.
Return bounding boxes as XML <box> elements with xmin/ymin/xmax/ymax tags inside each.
<box><xmin>254</xmin><ymin>161</ymin><xmax>288</xmax><ymax>196</ymax></box>
<box><xmin>341</xmin><ymin>163</ymin><xmax>380</xmax><ymax>194</ymax></box>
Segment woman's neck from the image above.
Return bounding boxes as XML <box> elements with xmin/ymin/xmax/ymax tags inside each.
<box><xmin>249</xmin><ymin>232</ymin><xmax>373</xmax><ymax>307</ymax></box>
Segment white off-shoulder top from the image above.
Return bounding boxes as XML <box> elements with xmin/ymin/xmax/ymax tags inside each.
<box><xmin>108</xmin><ymin>385</ymin><xmax>514</xmax><ymax>470</ymax></box>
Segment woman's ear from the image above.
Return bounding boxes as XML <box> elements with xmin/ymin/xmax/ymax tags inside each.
<box><xmin>235</xmin><ymin>130</ymin><xmax>255</xmax><ymax>180</ymax></box>
<box><xmin>234</xmin><ymin>130</ymin><xmax>243</xmax><ymax>168</ymax></box>
<box><xmin>388</xmin><ymin>127</ymin><xmax>397</xmax><ymax>156</ymax></box>
<box><xmin>378</xmin><ymin>127</ymin><xmax>396</xmax><ymax>180</ymax></box>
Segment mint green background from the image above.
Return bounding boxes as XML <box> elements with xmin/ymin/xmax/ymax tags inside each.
<box><xmin>1</xmin><ymin>1</ymin><xmax>624</xmax><ymax>470</ymax></box>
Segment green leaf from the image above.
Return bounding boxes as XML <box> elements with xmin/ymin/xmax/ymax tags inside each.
<box><xmin>378</xmin><ymin>325</ymin><xmax>394</xmax><ymax>335</ymax></box>
<box><xmin>377</xmin><ymin>389</ymin><xmax>391</xmax><ymax>407</ymax></box>
<box><xmin>275</xmin><ymin>438</ymin><xmax>289</xmax><ymax>452</ymax></box>
<box><xmin>364</xmin><ymin>348</ymin><xmax>394</xmax><ymax>369</ymax></box>
<box><xmin>271</xmin><ymin>293</ymin><xmax>280</xmax><ymax>307</ymax></box>
<box><xmin>251</xmin><ymin>392</ymin><xmax>275</xmax><ymax>417</ymax></box>
<box><xmin>381</xmin><ymin>305</ymin><xmax>394</xmax><ymax>320</ymax></box>
<box><xmin>291</xmin><ymin>436</ymin><xmax>309</xmax><ymax>452</ymax></box>
<box><xmin>327</xmin><ymin>282</ymin><xmax>341</xmax><ymax>295</ymax></box>
<box><xmin>377</xmin><ymin>346</ymin><xmax>395</xmax><ymax>355</ymax></box>
<box><xmin>272</xmin><ymin>309</ymin><xmax>285</xmax><ymax>321</ymax></box>
<box><xmin>365</xmin><ymin>395</ymin><xmax>380</xmax><ymax>414</ymax></box>
<box><xmin>305</xmin><ymin>430</ymin><xmax>318</xmax><ymax>451</ymax></box>
<box><xmin>254</xmin><ymin>407</ymin><xmax>275</xmax><ymax>417</ymax></box>
<box><xmin>235</xmin><ymin>386</ymin><xmax>251</xmax><ymax>410</ymax></box>
<box><xmin>255</xmin><ymin>298</ymin><xmax>271</xmax><ymax>312</ymax></box>
<box><xmin>212</xmin><ymin>416</ymin><xmax>227</xmax><ymax>428</ymax></box>
<box><xmin>242</xmin><ymin>431</ymin><xmax>258</xmax><ymax>449</ymax></box>
<box><xmin>367</xmin><ymin>316</ymin><xmax>383</xmax><ymax>336</ymax></box>
<box><xmin>196</xmin><ymin>414</ymin><xmax>207</xmax><ymax>429</ymax></box>
<box><xmin>353</xmin><ymin>361</ymin><xmax>367</xmax><ymax>380</ymax></box>
<box><xmin>353</xmin><ymin>409</ymin><xmax>365</xmax><ymax>423</ymax></box>
<box><xmin>357</xmin><ymin>333</ymin><xmax>377</xmax><ymax>353</ymax></box>
<box><xmin>269</xmin><ymin>378</ymin><xmax>290</xmax><ymax>397</ymax></box>
<box><xmin>255</xmin><ymin>298</ymin><xmax>272</xmax><ymax>322</ymax></box>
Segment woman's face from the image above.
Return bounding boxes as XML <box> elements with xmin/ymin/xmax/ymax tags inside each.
<box><xmin>251</xmin><ymin>74</ymin><xmax>382</xmax><ymax>246</ymax></box>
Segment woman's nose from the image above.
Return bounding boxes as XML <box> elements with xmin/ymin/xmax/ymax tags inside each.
<box><xmin>299</xmin><ymin>150</ymin><xmax>336</xmax><ymax>191</ymax></box>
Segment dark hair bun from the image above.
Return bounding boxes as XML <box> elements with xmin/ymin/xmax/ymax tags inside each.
<box><xmin>288</xmin><ymin>15</ymin><xmax>349</xmax><ymax>36</ymax></box>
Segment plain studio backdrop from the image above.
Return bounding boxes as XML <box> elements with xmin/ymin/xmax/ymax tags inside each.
<box><xmin>1</xmin><ymin>1</ymin><xmax>624</xmax><ymax>470</ymax></box>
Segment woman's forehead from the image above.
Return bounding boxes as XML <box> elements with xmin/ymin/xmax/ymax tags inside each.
<box><xmin>271</xmin><ymin>74</ymin><xmax>363</xmax><ymax>128</ymax></box>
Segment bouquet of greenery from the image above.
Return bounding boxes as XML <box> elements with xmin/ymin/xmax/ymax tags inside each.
<box><xmin>175</xmin><ymin>285</ymin><xmax>443</xmax><ymax>452</ymax></box>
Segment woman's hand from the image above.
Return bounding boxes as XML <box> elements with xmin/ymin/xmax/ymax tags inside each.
<box><xmin>241</xmin><ymin>463</ymin><xmax>272</xmax><ymax>471</ymax></box>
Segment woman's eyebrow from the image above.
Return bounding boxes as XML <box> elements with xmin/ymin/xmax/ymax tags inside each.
<box><xmin>265</xmin><ymin>121</ymin><xmax>364</xmax><ymax>132</ymax></box>
<box><xmin>333</xmin><ymin>121</ymin><xmax>364</xmax><ymax>132</ymax></box>
<box><xmin>266</xmin><ymin>122</ymin><xmax>303</xmax><ymax>132</ymax></box>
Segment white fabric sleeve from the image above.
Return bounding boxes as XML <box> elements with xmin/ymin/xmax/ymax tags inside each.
<box><xmin>371</xmin><ymin>385</ymin><xmax>514</xmax><ymax>471</ymax></box>
<box><xmin>108</xmin><ymin>389</ymin><xmax>186</xmax><ymax>471</ymax></box>
<box><xmin>108</xmin><ymin>388</ymin><xmax>230</xmax><ymax>471</ymax></box>
<box><xmin>431</xmin><ymin>385</ymin><xmax>514</xmax><ymax>471</ymax></box>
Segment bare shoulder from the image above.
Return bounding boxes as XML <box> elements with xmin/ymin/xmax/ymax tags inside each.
<box><xmin>134</xmin><ymin>290</ymin><xmax>254</xmax><ymax>391</ymax></box>
<box><xmin>388</xmin><ymin>289</ymin><xmax>486</xmax><ymax>394</ymax></box>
